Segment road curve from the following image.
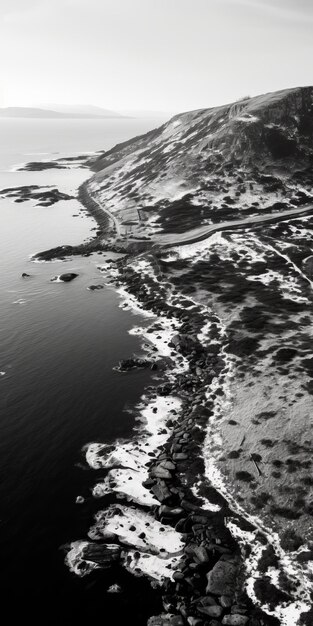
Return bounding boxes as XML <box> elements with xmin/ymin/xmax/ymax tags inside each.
<box><xmin>156</xmin><ymin>204</ymin><xmax>313</xmax><ymax>248</ymax></box>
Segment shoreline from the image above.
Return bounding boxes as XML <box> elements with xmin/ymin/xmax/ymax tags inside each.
<box><xmin>29</xmin><ymin>155</ymin><xmax>313</xmax><ymax>625</ymax></box>
<box><xmin>65</xmin><ymin>251</ymin><xmax>312</xmax><ymax>626</ymax></box>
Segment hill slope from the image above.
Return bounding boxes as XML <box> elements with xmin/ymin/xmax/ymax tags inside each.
<box><xmin>87</xmin><ymin>86</ymin><xmax>313</xmax><ymax>241</ymax></box>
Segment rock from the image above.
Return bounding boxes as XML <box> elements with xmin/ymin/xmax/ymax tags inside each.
<box><xmin>206</xmin><ymin>556</ymin><xmax>239</xmax><ymax>596</ymax></box>
<box><xmin>116</xmin><ymin>357</ymin><xmax>153</xmax><ymax>372</ymax></box>
<box><xmin>82</xmin><ymin>542</ymin><xmax>121</xmax><ymax>565</ymax></box>
<box><xmin>222</xmin><ymin>616</ymin><xmax>248</xmax><ymax>625</ymax></box>
<box><xmin>220</xmin><ymin>596</ymin><xmax>233</xmax><ymax>608</ymax></box>
<box><xmin>151</xmin><ymin>480</ymin><xmax>172</xmax><ymax>503</ymax></box>
<box><xmin>187</xmin><ymin>618</ymin><xmax>203</xmax><ymax>626</ymax></box>
<box><xmin>197</xmin><ymin>595</ymin><xmax>218</xmax><ymax>607</ymax></box>
<box><xmin>107</xmin><ymin>583</ymin><xmax>122</xmax><ymax>593</ymax></box>
<box><xmin>170</xmin><ymin>617</ymin><xmax>185</xmax><ymax>625</ymax></box>
<box><xmin>51</xmin><ymin>272</ymin><xmax>78</xmax><ymax>282</ymax></box>
<box><xmin>148</xmin><ymin>616</ymin><xmax>184</xmax><ymax>626</ymax></box>
<box><xmin>198</xmin><ymin>605</ymin><xmax>223</xmax><ymax>618</ymax></box>
<box><xmin>181</xmin><ymin>499</ymin><xmax>201</xmax><ymax>512</ymax></box>
<box><xmin>159</xmin><ymin>505</ymin><xmax>184</xmax><ymax>518</ymax></box>
<box><xmin>160</xmin><ymin>460</ymin><xmax>176</xmax><ymax>471</ymax></box>
<box><xmin>158</xmin><ymin>383</ymin><xmax>172</xmax><ymax>396</ymax></box>
<box><xmin>88</xmin><ymin>284</ymin><xmax>104</xmax><ymax>290</ymax></box>
<box><xmin>175</xmin><ymin>518</ymin><xmax>188</xmax><ymax>532</ymax></box>
<box><xmin>303</xmin><ymin>255</ymin><xmax>313</xmax><ymax>276</ymax></box>
<box><xmin>192</xmin><ymin>544</ymin><xmax>210</xmax><ymax>563</ymax></box>
<box><xmin>21</xmin><ymin>272</ymin><xmax>31</xmax><ymax>277</ymax></box>
<box><xmin>151</xmin><ymin>466</ymin><xmax>173</xmax><ymax>479</ymax></box>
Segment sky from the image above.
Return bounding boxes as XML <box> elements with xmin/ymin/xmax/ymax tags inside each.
<box><xmin>0</xmin><ymin>0</ymin><xmax>312</xmax><ymax>112</ymax></box>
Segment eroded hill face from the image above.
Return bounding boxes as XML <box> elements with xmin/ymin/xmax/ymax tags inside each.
<box><xmin>88</xmin><ymin>87</ymin><xmax>313</xmax><ymax>241</ymax></box>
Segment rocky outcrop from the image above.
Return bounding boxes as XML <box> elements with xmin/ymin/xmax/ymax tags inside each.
<box><xmin>115</xmin><ymin>357</ymin><xmax>157</xmax><ymax>372</ymax></box>
<box><xmin>51</xmin><ymin>272</ymin><xmax>78</xmax><ymax>282</ymax></box>
<box><xmin>205</xmin><ymin>555</ymin><xmax>240</xmax><ymax>596</ymax></box>
<box><xmin>82</xmin><ymin>542</ymin><xmax>121</xmax><ymax>567</ymax></box>
<box><xmin>0</xmin><ymin>184</ymin><xmax>75</xmax><ymax>206</ymax></box>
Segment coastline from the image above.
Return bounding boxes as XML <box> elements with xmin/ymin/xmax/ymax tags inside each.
<box><xmin>28</xmin><ymin>154</ymin><xmax>313</xmax><ymax>625</ymax></box>
<box><xmin>64</xmin><ymin>248</ymin><xmax>312</xmax><ymax>626</ymax></box>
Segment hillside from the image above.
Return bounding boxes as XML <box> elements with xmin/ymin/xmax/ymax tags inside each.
<box><xmin>87</xmin><ymin>86</ymin><xmax>313</xmax><ymax>241</ymax></box>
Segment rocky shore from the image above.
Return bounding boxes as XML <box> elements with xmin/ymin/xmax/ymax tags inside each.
<box><xmin>95</xmin><ymin>254</ymin><xmax>310</xmax><ymax>626</ymax></box>
<box><xmin>34</xmin><ymin>184</ymin><xmax>313</xmax><ymax>625</ymax></box>
<box><xmin>62</xmin><ymin>247</ymin><xmax>312</xmax><ymax>626</ymax></box>
<box><xmin>30</xmin><ymin>87</ymin><xmax>313</xmax><ymax>621</ymax></box>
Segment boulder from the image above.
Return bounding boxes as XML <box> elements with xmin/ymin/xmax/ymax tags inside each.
<box><xmin>187</xmin><ymin>618</ymin><xmax>203</xmax><ymax>626</ymax></box>
<box><xmin>159</xmin><ymin>505</ymin><xmax>184</xmax><ymax>518</ymax></box>
<box><xmin>206</xmin><ymin>555</ymin><xmax>239</xmax><ymax>596</ymax></box>
<box><xmin>51</xmin><ymin>272</ymin><xmax>78</xmax><ymax>282</ymax></box>
<box><xmin>151</xmin><ymin>480</ymin><xmax>172</xmax><ymax>503</ymax></box>
<box><xmin>220</xmin><ymin>596</ymin><xmax>233</xmax><ymax>608</ymax></box>
<box><xmin>192</xmin><ymin>544</ymin><xmax>210</xmax><ymax>563</ymax></box>
<box><xmin>21</xmin><ymin>272</ymin><xmax>31</xmax><ymax>277</ymax></box>
<box><xmin>88</xmin><ymin>284</ymin><xmax>104</xmax><ymax>290</ymax></box>
<box><xmin>82</xmin><ymin>542</ymin><xmax>121</xmax><ymax>566</ymax></box>
<box><xmin>160</xmin><ymin>460</ymin><xmax>176</xmax><ymax>471</ymax></box>
<box><xmin>116</xmin><ymin>357</ymin><xmax>153</xmax><ymax>372</ymax></box>
<box><xmin>148</xmin><ymin>616</ymin><xmax>184</xmax><ymax>626</ymax></box>
<box><xmin>222</xmin><ymin>616</ymin><xmax>248</xmax><ymax>625</ymax></box>
<box><xmin>151</xmin><ymin>466</ymin><xmax>173</xmax><ymax>480</ymax></box>
<box><xmin>198</xmin><ymin>605</ymin><xmax>223</xmax><ymax>618</ymax></box>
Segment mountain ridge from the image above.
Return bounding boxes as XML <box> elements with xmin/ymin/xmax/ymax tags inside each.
<box><xmin>0</xmin><ymin>106</ymin><xmax>126</xmax><ymax>119</ymax></box>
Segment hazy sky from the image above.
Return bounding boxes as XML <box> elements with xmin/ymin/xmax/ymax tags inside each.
<box><xmin>0</xmin><ymin>0</ymin><xmax>312</xmax><ymax>112</ymax></box>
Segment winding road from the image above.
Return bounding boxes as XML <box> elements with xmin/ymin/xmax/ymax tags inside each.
<box><xmin>156</xmin><ymin>204</ymin><xmax>313</xmax><ymax>248</ymax></box>
<box><xmin>90</xmin><ymin>182</ymin><xmax>313</xmax><ymax>250</ymax></box>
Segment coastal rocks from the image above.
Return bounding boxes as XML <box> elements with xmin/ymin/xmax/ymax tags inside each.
<box><xmin>51</xmin><ymin>272</ymin><xmax>78</xmax><ymax>282</ymax></box>
<box><xmin>21</xmin><ymin>272</ymin><xmax>31</xmax><ymax>277</ymax></box>
<box><xmin>206</xmin><ymin>555</ymin><xmax>240</xmax><ymax>596</ymax></box>
<box><xmin>107</xmin><ymin>583</ymin><xmax>122</xmax><ymax>593</ymax></box>
<box><xmin>148</xmin><ymin>615</ymin><xmax>184</xmax><ymax>626</ymax></box>
<box><xmin>222</xmin><ymin>615</ymin><xmax>248</xmax><ymax>625</ymax></box>
<box><xmin>18</xmin><ymin>161</ymin><xmax>68</xmax><ymax>171</ymax></box>
<box><xmin>197</xmin><ymin>604</ymin><xmax>223</xmax><ymax>618</ymax></box>
<box><xmin>151</xmin><ymin>480</ymin><xmax>172</xmax><ymax>503</ymax></box>
<box><xmin>0</xmin><ymin>184</ymin><xmax>75</xmax><ymax>206</ymax></box>
<box><xmin>87</xmin><ymin>284</ymin><xmax>104</xmax><ymax>291</ymax></box>
<box><xmin>115</xmin><ymin>357</ymin><xmax>157</xmax><ymax>372</ymax></box>
<box><xmin>82</xmin><ymin>542</ymin><xmax>121</xmax><ymax>566</ymax></box>
<box><xmin>151</xmin><ymin>466</ymin><xmax>173</xmax><ymax>480</ymax></box>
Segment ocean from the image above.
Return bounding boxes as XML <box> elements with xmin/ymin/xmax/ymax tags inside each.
<box><xmin>0</xmin><ymin>117</ymin><xmax>167</xmax><ymax>624</ymax></box>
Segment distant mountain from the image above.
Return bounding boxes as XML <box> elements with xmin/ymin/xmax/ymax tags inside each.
<box><xmin>38</xmin><ymin>104</ymin><xmax>125</xmax><ymax>118</ymax></box>
<box><xmin>0</xmin><ymin>106</ymin><xmax>125</xmax><ymax>119</ymax></box>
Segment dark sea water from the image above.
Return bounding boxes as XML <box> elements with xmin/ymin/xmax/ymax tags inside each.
<box><xmin>0</xmin><ymin>118</ymin><xmax>167</xmax><ymax>624</ymax></box>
